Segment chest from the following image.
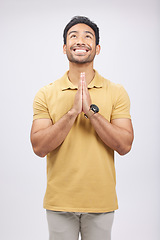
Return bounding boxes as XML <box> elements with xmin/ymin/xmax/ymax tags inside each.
<box><xmin>46</xmin><ymin>87</ymin><xmax>114</xmax><ymax>123</ymax></box>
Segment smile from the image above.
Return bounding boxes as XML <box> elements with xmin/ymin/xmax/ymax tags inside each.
<box><xmin>74</xmin><ymin>49</ymin><xmax>88</xmax><ymax>53</ymax></box>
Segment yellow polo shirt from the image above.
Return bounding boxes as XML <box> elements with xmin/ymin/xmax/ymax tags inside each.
<box><xmin>33</xmin><ymin>70</ymin><xmax>131</xmax><ymax>213</ymax></box>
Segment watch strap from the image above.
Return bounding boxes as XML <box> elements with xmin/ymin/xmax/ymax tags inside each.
<box><xmin>84</xmin><ymin>104</ymin><xmax>99</xmax><ymax>119</ymax></box>
<box><xmin>84</xmin><ymin>109</ymin><xmax>95</xmax><ymax>119</ymax></box>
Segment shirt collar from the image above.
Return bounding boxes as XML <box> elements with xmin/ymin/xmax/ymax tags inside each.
<box><xmin>61</xmin><ymin>70</ymin><xmax>103</xmax><ymax>91</ymax></box>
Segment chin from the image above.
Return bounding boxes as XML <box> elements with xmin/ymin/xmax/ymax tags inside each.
<box><xmin>66</xmin><ymin>52</ymin><xmax>95</xmax><ymax>64</ymax></box>
<box><xmin>68</xmin><ymin>56</ymin><xmax>95</xmax><ymax>64</ymax></box>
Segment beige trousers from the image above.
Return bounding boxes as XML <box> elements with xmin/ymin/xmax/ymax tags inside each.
<box><xmin>46</xmin><ymin>210</ymin><xmax>114</xmax><ymax>240</ymax></box>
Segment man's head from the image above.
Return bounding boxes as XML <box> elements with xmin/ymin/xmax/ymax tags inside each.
<box><xmin>63</xmin><ymin>16</ymin><xmax>100</xmax><ymax>64</ymax></box>
<box><xmin>63</xmin><ymin>16</ymin><xmax>100</xmax><ymax>46</ymax></box>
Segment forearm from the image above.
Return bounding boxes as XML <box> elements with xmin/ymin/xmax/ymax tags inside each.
<box><xmin>32</xmin><ymin>109</ymin><xmax>77</xmax><ymax>157</ymax></box>
<box><xmin>89</xmin><ymin>113</ymin><xmax>133</xmax><ymax>155</ymax></box>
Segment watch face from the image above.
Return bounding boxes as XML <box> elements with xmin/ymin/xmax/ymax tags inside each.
<box><xmin>90</xmin><ymin>104</ymin><xmax>99</xmax><ymax>113</ymax></box>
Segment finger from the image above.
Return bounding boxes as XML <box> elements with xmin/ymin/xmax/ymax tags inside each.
<box><xmin>82</xmin><ymin>84</ymin><xmax>88</xmax><ymax>101</ymax></box>
<box><xmin>83</xmin><ymin>72</ymin><xmax>86</xmax><ymax>83</ymax></box>
<box><xmin>78</xmin><ymin>73</ymin><xmax>83</xmax><ymax>90</ymax></box>
<box><xmin>80</xmin><ymin>73</ymin><xmax>85</xmax><ymax>95</ymax></box>
<box><xmin>83</xmin><ymin>78</ymin><xmax>87</xmax><ymax>88</ymax></box>
<box><xmin>80</xmin><ymin>72</ymin><xmax>85</xmax><ymax>82</ymax></box>
<box><xmin>81</xmin><ymin>72</ymin><xmax>87</xmax><ymax>90</ymax></box>
<box><xmin>78</xmin><ymin>79</ymin><xmax>82</xmax><ymax>90</ymax></box>
<box><xmin>83</xmin><ymin>77</ymin><xmax>88</xmax><ymax>93</ymax></box>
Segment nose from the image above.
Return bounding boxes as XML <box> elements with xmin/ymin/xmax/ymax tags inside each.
<box><xmin>76</xmin><ymin>36</ymin><xmax>85</xmax><ymax>46</ymax></box>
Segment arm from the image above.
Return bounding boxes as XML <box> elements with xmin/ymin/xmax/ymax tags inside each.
<box><xmin>30</xmin><ymin>110</ymin><xmax>77</xmax><ymax>157</ymax></box>
<box><xmin>82</xmin><ymin>74</ymin><xmax>134</xmax><ymax>155</ymax></box>
<box><xmin>30</xmin><ymin>78</ymin><xmax>83</xmax><ymax>158</ymax></box>
<box><xmin>89</xmin><ymin>114</ymin><xmax>134</xmax><ymax>155</ymax></box>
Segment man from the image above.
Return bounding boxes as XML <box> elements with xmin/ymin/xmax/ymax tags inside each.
<box><xmin>30</xmin><ymin>16</ymin><xmax>134</xmax><ymax>240</ymax></box>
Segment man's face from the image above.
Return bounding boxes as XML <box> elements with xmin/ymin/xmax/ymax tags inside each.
<box><xmin>63</xmin><ymin>23</ymin><xmax>100</xmax><ymax>64</ymax></box>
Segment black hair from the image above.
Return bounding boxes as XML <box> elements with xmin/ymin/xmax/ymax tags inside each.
<box><xmin>63</xmin><ymin>16</ymin><xmax>100</xmax><ymax>45</ymax></box>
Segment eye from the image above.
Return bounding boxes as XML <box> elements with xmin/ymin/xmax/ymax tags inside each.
<box><xmin>86</xmin><ymin>35</ymin><xmax>92</xmax><ymax>39</ymax></box>
<box><xmin>70</xmin><ymin>34</ymin><xmax>77</xmax><ymax>38</ymax></box>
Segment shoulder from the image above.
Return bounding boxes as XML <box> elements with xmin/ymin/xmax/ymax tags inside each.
<box><xmin>98</xmin><ymin>73</ymin><xmax>127</xmax><ymax>95</ymax></box>
<box><xmin>102</xmin><ymin>76</ymin><xmax>124</xmax><ymax>92</ymax></box>
<box><xmin>34</xmin><ymin>74</ymin><xmax>65</xmax><ymax>99</ymax></box>
<box><xmin>97</xmin><ymin>72</ymin><xmax>130</xmax><ymax>107</ymax></box>
<box><xmin>96</xmin><ymin>71</ymin><xmax>122</xmax><ymax>89</ymax></box>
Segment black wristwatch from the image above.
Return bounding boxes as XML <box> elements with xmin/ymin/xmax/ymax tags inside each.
<box><xmin>84</xmin><ymin>104</ymin><xmax>99</xmax><ymax>119</ymax></box>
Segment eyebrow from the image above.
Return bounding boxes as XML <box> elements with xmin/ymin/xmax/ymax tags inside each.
<box><xmin>85</xmin><ymin>31</ymin><xmax>94</xmax><ymax>36</ymax></box>
<box><xmin>68</xmin><ymin>31</ymin><xmax>78</xmax><ymax>35</ymax></box>
<box><xmin>68</xmin><ymin>30</ymin><xmax>94</xmax><ymax>36</ymax></box>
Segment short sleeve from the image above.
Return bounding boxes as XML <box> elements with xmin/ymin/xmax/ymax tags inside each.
<box><xmin>111</xmin><ymin>85</ymin><xmax>131</xmax><ymax>120</ymax></box>
<box><xmin>33</xmin><ymin>87</ymin><xmax>51</xmax><ymax>120</ymax></box>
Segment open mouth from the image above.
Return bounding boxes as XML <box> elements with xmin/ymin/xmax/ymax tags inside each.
<box><xmin>72</xmin><ymin>47</ymin><xmax>90</xmax><ymax>53</ymax></box>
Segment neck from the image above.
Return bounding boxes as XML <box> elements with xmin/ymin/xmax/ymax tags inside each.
<box><xmin>68</xmin><ymin>62</ymin><xmax>95</xmax><ymax>86</ymax></box>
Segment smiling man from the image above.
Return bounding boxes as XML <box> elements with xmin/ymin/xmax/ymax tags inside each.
<box><xmin>64</xmin><ymin>24</ymin><xmax>99</xmax><ymax>64</ymax></box>
<box><xmin>30</xmin><ymin>16</ymin><xmax>134</xmax><ymax>240</ymax></box>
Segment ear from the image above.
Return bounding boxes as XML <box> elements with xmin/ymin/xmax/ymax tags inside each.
<box><xmin>96</xmin><ymin>45</ymin><xmax>101</xmax><ymax>55</ymax></box>
<box><xmin>63</xmin><ymin>44</ymin><xmax>66</xmax><ymax>54</ymax></box>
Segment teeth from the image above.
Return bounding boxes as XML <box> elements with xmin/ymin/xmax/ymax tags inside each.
<box><xmin>75</xmin><ymin>49</ymin><xmax>87</xmax><ymax>53</ymax></box>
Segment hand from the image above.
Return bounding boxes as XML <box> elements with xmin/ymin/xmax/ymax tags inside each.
<box><xmin>81</xmin><ymin>72</ymin><xmax>92</xmax><ymax>115</ymax></box>
<box><xmin>71</xmin><ymin>74</ymin><xmax>83</xmax><ymax>116</ymax></box>
<box><xmin>71</xmin><ymin>72</ymin><xmax>92</xmax><ymax>117</ymax></box>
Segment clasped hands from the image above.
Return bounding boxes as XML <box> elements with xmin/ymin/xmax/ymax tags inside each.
<box><xmin>72</xmin><ymin>72</ymin><xmax>92</xmax><ymax>117</ymax></box>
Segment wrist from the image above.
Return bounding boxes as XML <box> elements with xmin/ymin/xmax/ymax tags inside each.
<box><xmin>68</xmin><ymin>108</ymin><xmax>79</xmax><ymax>118</ymax></box>
<box><xmin>84</xmin><ymin>104</ymin><xmax>99</xmax><ymax>119</ymax></box>
<box><xmin>84</xmin><ymin>109</ymin><xmax>95</xmax><ymax>119</ymax></box>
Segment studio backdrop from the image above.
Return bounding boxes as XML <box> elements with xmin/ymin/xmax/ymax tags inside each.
<box><xmin>0</xmin><ymin>0</ymin><xmax>159</xmax><ymax>239</ymax></box>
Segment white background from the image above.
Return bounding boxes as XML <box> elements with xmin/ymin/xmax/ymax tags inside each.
<box><xmin>0</xmin><ymin>0</ymin><xmax>159</xmax><ymax>239</ymax></box>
